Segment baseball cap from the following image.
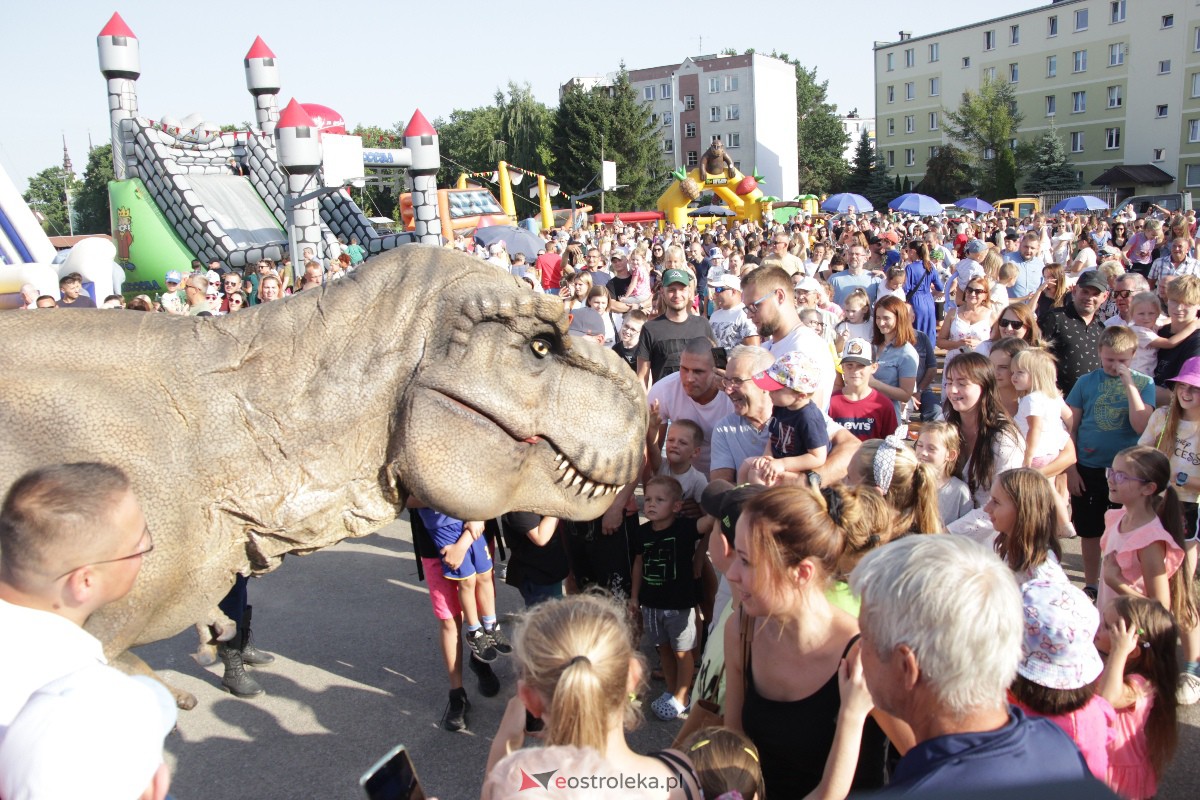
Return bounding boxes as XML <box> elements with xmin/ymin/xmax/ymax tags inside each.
<box><xmin>707</xmin><ymin>246</ymin><xmax>723</xmax><ymax>260</ymax></box>
<box><xmin>840</xmin><ymin>338</ymin><xmax>874</xmax><ymax>366</ymax></box>
<box><xmin>795</xmin><ymin>276</ymin><xmax>821</xmax><ymax>293</ymax></box>
<box><xmin>205</xmin><ymin>270</ymin><xmax>222</xmax><ymax>286</ymax></box>
<box><xmin>965</xmin><ymin>238</ymin><xmax>988</xmax><ymax>255</ymax></box>
<box><xmin>711</xmin><ymin>274</ymin><xmax>741</xmax><ymax>292</ymax></box>
<box><xmin>567</xmin><ymin>307</ymin><xmax>605</xmax><ymax>337</ymax></box>
<box><xmin>164</xmin><ymin>270</ymin><xmax>182</xmax><ymax>284</ymax></box>
<box><xmin>1169</xmin><ymin>356</ymin><xmax>1200</xmax><ymax>389</ymax></box>
<box><xmin>1074</xmin><ymin>271</ymin><xmax>1109</xmax><ymax>293</ymax></box>
<box><xmin>699</xmin><ymin>480</ymin><xmax>769</xmax><ymax>545</ymax></box>
<box><xmin>753</xmin><ymin>351</ymin><xmax>823</xmax><ymax>394</ymax></box>
<box><xmin>662</xmin><ymin>268</ymin><xmax>693</xmax><ymax>287</ymax></box>
<box><xmin>1018</xmin><ymin>579</ymin><xmax>1104</xmax><ymax>690</ymax></box>
<box><xmin>881</xmin><ymin>231</ymin><xmax>900</xmax><ymax>245</ymax></box>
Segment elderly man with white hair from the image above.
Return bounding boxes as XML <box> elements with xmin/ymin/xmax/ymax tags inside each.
<box><xmin>850</xmin><ymin>536</ymin><xmax>1092</xmax><ymax>794</ymax></box>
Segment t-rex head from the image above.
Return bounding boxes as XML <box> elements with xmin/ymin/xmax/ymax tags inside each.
<box><xmin>384</xmin><ymin>248</ymin><xmax>647</xmax><ymax>521</ymax></box>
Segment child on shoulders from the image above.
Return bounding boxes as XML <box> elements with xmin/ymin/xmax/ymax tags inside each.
<box><xmin>740</xmin><ymin>351</ymin><xmax>828</xmax><ymax>486</ymax></box>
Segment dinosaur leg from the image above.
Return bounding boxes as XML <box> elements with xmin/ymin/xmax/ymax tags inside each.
<box><xmin>112</xmin><ymin>649</ymin><xmax>198</xmax><ymax>711</ymax></box>
<box><xmin>191</xmin><ymin>610</ymin><xmax>238</xmax><ymax>666</ymax></box>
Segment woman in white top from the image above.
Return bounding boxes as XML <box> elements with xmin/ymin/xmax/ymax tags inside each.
<box><xmin>937</xmin><ymin>275</ymin><xmax>995</xmax><ymax>388</ymax></box>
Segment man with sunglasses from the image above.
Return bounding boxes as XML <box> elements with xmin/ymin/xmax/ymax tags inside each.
<box><xmin>761</xmin><ymin>232</ymin><xmax>803</xmax><ymax>277</ymax></box>
<box><xmin>1103</xmin><ymin>273</ymin><xmax>1153</xmax><ymax>329</ymax></box>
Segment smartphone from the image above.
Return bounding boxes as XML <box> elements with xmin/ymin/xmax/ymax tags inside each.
<box><xmin>360</xmin><ymin>744</ymin><xmax>426</xmax><ymax>800</ymax></box>
<box><xmin>711</xmin><ymin>346</ymin><xmax>728</xmax><ymax>371</ymax></box>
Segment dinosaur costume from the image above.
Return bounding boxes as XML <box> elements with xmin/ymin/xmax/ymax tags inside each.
<box><xmin>0</xmin><ymin>245</ymin><xmax>646</xmax><ymax>707</ymax></box>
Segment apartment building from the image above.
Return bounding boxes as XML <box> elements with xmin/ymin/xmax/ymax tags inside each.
<box><xmin>873</xmin><ymin>0</ymin><xmax>1200</xmax><ymax>200</ymax></box>
<box><xmin>565</xmin><ymin>53</ymin><xmax>799</xmax><ymax>199</ymax></box>
<box><xmin>840</xmin><ymin>111</ymin><xmax>876</xmax><ymax>162</ymax></box>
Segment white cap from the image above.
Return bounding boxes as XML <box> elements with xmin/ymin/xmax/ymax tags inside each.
<box><xmin>0</xmin><ymin>665</ymin><xmax>176</xmax><ymax>800</ymax></box>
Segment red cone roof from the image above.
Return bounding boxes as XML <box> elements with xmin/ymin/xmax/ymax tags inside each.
<box><xmin>245</xmin><ymin>36</ymin><xmax>275</xmax><ymax>59</ymax></box>
<box><xmin>99</xmin><ymin>12</ymin><xmax>136</xmax><ymax>38</ymax></box>
<box><xmin>277</xmin><ymin>98</ymin><xmax>317</xmax><ymax>129</ymax></box>
<box><xmin>404</xmin><ymin>109</ymin><xmax>436</xmax><ymax>137</ymax></box>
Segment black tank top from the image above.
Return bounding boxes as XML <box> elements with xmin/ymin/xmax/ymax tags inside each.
<box><xmin>741</xmin><ymin>634</ymin><xmax>889</xmax><ymax>798</ymax></box>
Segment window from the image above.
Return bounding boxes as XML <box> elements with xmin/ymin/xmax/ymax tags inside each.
<box><xmin>984</xmin><ymin>147</ymin><xmax>996</xmax><ymax>160</ymax></box>
<box><xmin>905</xmin><ymin>82</ymin><xmax>915</xmax><ymax>100</ymax></box>
<box><xmin>929</xmin><ymin>77</ymin><xmax>940</xmax><ymax>96</ymax></box>
<box><xmin>1187</xmin><ymin>164</ymin><xmax>1200</xmax><ymax>187</ymax></box>
<box><xmin>1163</xmin><ymin>15</ymin><xmax>1174</xmax><ymax>29</ymax></box>
<box><xmin>905</xmin><ymin>115</ymin><xmax>915</xmax><ymax>133</ymax></box>
<box><xmin>1073</xmin><ymin>50</ymin><xmax>1087</xmax><ymax>72</ymax></box>
<box><xmin>662</xmin><ymin>139</ymin><xmax>674</xmax><ymax>153</ymax></box>
<box><xmin>663</xmin><ymin>111</ymin><xmax>673</xmax><ymax>126</ymax></box>
<box><xmin>660</xmin><ymin>83</ymin><xmax>672</xmax><ymax>99</ymax></box>
<box><xmin>1105</xmin><ymin>127</ymin><xmax>1121</xmax><ymax>149</ymax></box>
<box><xmin>1046</xmin><ymin>95</ymin><xmax>1057</xmax><ymax>116</ymax></box>
<box><xmin>1048</xmin><ymin>15</ymin><xmax>1058</xmax><ymax>37</ymax></box>
<box><xmin>905</xmin><ymin>48</ymin><xmax>915</xmax><ymax>67</ymax></box>
<box><xmin>1075</xmin><ymin>9</ymin><xmax>1088</xmax><ymax>31</ymax></box>
<box><xmin>930</xmin><ymin>145</ymin><xmax>940</xmax><ymax>159</ymax></box>
<box><xmin>733</xmin><ymin>161</ymin><xmax>741</xmax><ymax>171</ymax></box>
<box><xmin>1154</xmin><ymin>148</ymin><xmax>1165</xmax><ymax>162</ymax></box>
<box><xmin>887</xmin><ymin>85</ymin><xmax>895</xmax><ymax>103</ymax></box>
<box><xmin>1073</xmin><ymin>91</ymin><xmax>1087</xmax><ymax>113</ymax></box>
<box><xmin>887</xmin><ymin>53</ymin><xmax>895</xmax><ymax>71</ymax></box>
<box><xmin>984</xmin><ymin>67</ymin><xmax>996</xmax><ymax>81</ymax></box>
<box><xmin>929</xmin><ymin>42</ymin><xmax>940</xmax><ymax>62</ymax></box>
<box><xmin>684</xmin><ymin>122</ymin><xmax>696</xmax><ymax>138</ymax></box>
<box><xmin>642</xmin><ymin>86</ymin><xmax>654</xmax><ymax>101</ymax></box>
<box><xmin>985</xmin><ymin>30</ymin><xmax>996</xmax><ymax>50</ymax></box>
<box><xmin>887</xmin><ymin>150</ymin><xmax>895</xmax><ymax>167</ymax></box>
<box><xmin>1107</xmin><ymin>86</ymin><xmax>1122</xmax><ymax>108</ymax></box>
<box><xmin>1159</xmin><ymin>60</ymin><xmax>1172</xmax><ymax>75</ymax></box>
<box><xmin>929</xmin><ymin>111</ymin><xmax>939</xmax><ymax>130</ymax></box>
<box><xmin>724</xmin><ymin>75</ymin><xmax>738</xmax><ymax>92</ymax></box>
<box><xmin>1070</xmin><ymin>131</ymin><xmax>1084</xmax><ymax>152</ymax></box>
<box><xmin>684</xmin><ymin>95</ymin><xmax>695</xmax><ymax>110</ymax></box>
<box><xmin>651</xmin><ymin>113</ymin><xmax>659</xmax><ymax>125</ymax></box>
<box><xmin>1110</xmin><ymin>1</ymin><xmax>1125</xmax><ymax>24</ymax></box>
<box><xmin>1076</xmin><ymin>171</ymin><xmax>1084</xmax><ymax>184</ymax></box>
<box><xmin>905</xmin><ymin>148</ymin><xmax>916</xmax><ymax>167</ymax></box>
<box><xmin>887</xmin><ymin>118</ymin><xmax>895</xmax><ymax>136</ymax></box>
<box><xmin>726</xmin><ymin>104</ymin><xmax>739</xmax><ymax>121</ymax></box>
<box><xmin>728</xmin><ymin>132</ymin><xmax>741</xmax><ymax>148</ymax></box>
<box><xmin>1046</xmin><ymin>55</ymin><xmax>1057</xmax><ymax>77</ymax></box>
<box><xmin>962</xmin><ymin>56</ymin><xmax>971</xmax><ymax>68</ymax></box>
<box><xmin>1193</xmin><ymin>73</ymin><xmax>1200</xmax><ymax>98</ymax></box>
<box><xmin>686</xmin><ymin>150</ymin><xmax>698</xmax><ymax>167</ymax></box>
<box><xmin>711</xmin><ymin>134</ymin><xmax>722</xmax><ymax>144</ymax></box>
<box><xmin>1156</xmin><ymin>105</ymin><xmax>1168</xmax><ymax>118</ymax></box>
<box><xmin>709</xmin><ymin>106</ymin><xmax>720</xmax><ymax>122</ymax></box>
<box><xmin>1196</xmin><ymin>26</ymin><xmax>1200</xmax><ymax>51</ymax></box>
<box><xmin>1010</xmin><ymin>25</ymin><xmax>1020</xmax><ymax>45</ymax></box>
<box><xmin>1009</xmin><ymin>63</ymin><xmax>1019</xmax><ymax>83</ymax></box>
<box><xmin>1109</xmin><ymin>43</ymin><xmax>1124</xmax><ymax>66</ymax></box>
<box><xmin>1191</xmin><ymin>120</ymin><xmax>1200</xmax><ymax>143</ymax></box>
<box><xmin>709</xmin><ymin>77</ymin><xmax>720</xmax><ymax>93</ymax></box>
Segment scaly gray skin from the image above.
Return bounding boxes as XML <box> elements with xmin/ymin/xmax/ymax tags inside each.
<box><xmin>0</xmin><ymin>245</ymin><xmax>646</xmax><ymax>705</ymax></box>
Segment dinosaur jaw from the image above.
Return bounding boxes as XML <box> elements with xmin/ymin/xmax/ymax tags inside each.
<box><xmin>394</xmin><ymin>389</ymin><xmax>625</xmax><ymax>521</ymax></box>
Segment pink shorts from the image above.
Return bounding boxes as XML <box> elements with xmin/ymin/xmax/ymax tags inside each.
<box><xmin>423</xmin><ymin>557</ymin><xmax>463</xmax><ymax>621</ymax></box>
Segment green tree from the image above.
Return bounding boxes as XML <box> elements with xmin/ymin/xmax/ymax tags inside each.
<box><xmin>553</xmin><ymin>68</ymin><xmax>663</xmax><ymax>211</ymax></box>
<box><xmin>350</xmin><ymin>124</ymin><xmax>408</xmax><ymax>221</ymax></box>
<box><xmin>433</xmin><ymin>106</ymin><xmax>502</xmax><ymax>187</ymax></box>
<box><xmin>861</xmin><ymin>151</ymin><xmax>895</xmax><ymax>212</ymax></box>
<box><xmin>793</xmin><ymin>65</ymin><xmax>848</xmax><ymax>195</ymax></box>
<box><xmin>495</xmin><ymin>82</ymin><xmax>555</xmax><ymax>176</ymax></box>
<box><xmin>75</xmin><ymin>144</ymin><xmax>114</xmax><ymax>234</ymax></box>
<box><xmin>915</xmin><ymin>144</ymin><xmax>973</xmax><ymax>200</ymax></box>
<box><xmin>23</xmin><ymin>166</ymin><xmax>80</xmax><ymax>237</ymax></box>
<box><xmin>841</xmin><ymin>129</ymin><xmax>874</xmax><ymax>196</ymax></box>
<box><xmin>943</xmin><ymin>77</ymin><xmax>1024</xmax><ymax>199</ymax></box>
<box><xmin>1023</xmin><ymin>129</ymin><xmax>1081</xmax><ymax>193</ymax></box>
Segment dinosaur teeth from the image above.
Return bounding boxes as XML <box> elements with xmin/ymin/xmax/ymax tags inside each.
<box><xmin>580</xmin><ymin>480</ymin><xmax>595</xmax><ymax>496</ymax></box>
<box><xmin>554</xmin><ymin>453</ymin><xmax>563</xmax><ymax>463</ymax></box>
<box><xmin>569</xmin><ymin>474</ymin><xmax>583</xmax><ymax>488</ymax></box>
<box><xmin>557</xmin><ymin>459</ymin><xmax>570</xmax><ymax>472</ymax></box>
<box><xmin>590</xmin><ymin>483</ymin><xmax>606</xmax><ymax>499</ymax></box>
<box><xmin>560</xmin><ymin>466</ymin><xmax>576</xmax><ymax>484</ymax></box>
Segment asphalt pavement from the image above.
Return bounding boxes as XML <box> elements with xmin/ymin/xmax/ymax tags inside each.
<box><xmin>138</xmin><ymin>517</ymin><xmax>1200</xmax><ymax>800</ymax></box>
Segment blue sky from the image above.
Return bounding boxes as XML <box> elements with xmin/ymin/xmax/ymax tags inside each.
<box><xmin>0</xmin><ymin>0</ymin><xmax>1032</xmax><ymax>191</ymax></box>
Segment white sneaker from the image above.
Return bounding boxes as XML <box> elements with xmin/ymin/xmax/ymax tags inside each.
<box><xmin>1177</xmin><ymin>672</ymin><xmax>1200</xmax><ymax>706</ymax></box>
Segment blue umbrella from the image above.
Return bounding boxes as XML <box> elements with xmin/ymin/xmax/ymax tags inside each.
<box><xmin>1049</xmin><ymin>195</ymin><xmax>1110</xmax><ymax>214</ymax></box>
<box><xmin>820</xmin><ymin>193</ymin><xmax>873</xmax><ymax>213</ymax></box>
<box><xmin>473</xmin><ymin>225</ymin><xmax>545</xmax><ymax>260</ymax></box>
<box><xmin>953</xmin><ymin>197</ymin><xmax>995</xmax><ymax>213</ymax></box>
<box><xmin>888</xmin><ymin>193</ymin><xmax>943</xmax><ymax>216</ymax></box>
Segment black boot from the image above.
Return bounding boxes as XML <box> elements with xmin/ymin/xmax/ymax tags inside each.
<box><xmin>240</xmin><ymin>605</ymin><xmax>275</xmax><ymax>666</ymax></box>
<box><xmin>468</xmin><ymin>654</ymin><xmax>500</xmax><ymax>697</ymax></box>
<box><xmin>218</xmin><ymin>630</ymin><xmax>265</xmax><ymax>698</ymax></box>
<box><xmin>442</xmin><ymin>687</ymin><xmax>469</xmax><ymax>732</ymax></box>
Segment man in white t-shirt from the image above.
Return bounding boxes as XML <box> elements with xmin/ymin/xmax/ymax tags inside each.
<box><xmin>646</xmin><ymin>339</ymin><xmax>734</xmax><ymax>476</ymax></box>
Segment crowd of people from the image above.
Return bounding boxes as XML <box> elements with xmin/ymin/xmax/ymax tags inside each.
<box><xmin>7</xmin><ymin>203</ymin><xmax>1200</xmax><ymax>799</ymax></box>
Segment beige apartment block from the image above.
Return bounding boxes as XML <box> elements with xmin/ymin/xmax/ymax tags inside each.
<box><xmin>874</xmin><ymin>0</ymin><xmax>1200</xmax><ymax>200</ymax></box>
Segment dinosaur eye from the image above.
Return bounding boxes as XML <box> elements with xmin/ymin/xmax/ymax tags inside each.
<box><xmin>530</xmin><ymin>338</ymin><xmax>551</xmax><ymax>358</ymax></box>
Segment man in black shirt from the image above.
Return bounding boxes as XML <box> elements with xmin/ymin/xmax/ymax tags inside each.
<box><xmin>636</xmin><ymin>269</ymin><xmax>715</xmax><ymax>386</ymax></box>
<box><xmin>1038</xmin><ymin>271</ymin><xmax>1108</xmax><ymax>396</ymax></box>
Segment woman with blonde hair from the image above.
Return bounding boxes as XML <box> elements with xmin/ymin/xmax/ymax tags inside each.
<box><xmin>484</xmin><ymin>594</ymin><xmax>700</xmax><ymax>799</ymax></box>
<box><xmin>846</xmin><ymin>437</ymin><xmax>944</xmax><ymax>535</ymax></box>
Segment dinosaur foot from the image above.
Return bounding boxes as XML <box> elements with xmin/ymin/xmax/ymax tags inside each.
<box><xmin>112</xmin><ymin>650</ymin><xmax>198</xmax><ymax>711</ymax></box>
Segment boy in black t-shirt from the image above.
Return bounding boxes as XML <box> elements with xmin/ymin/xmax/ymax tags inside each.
<box><xmin>630</xmin><ymin>475</ymin><xmax>703</xmax><ymax>722</ymax></box>
<box><xmin>739</xmin><ymin>350</ymin><xmax>829</xmax><ymax>485</ymax></box>
<box><xmin>501</xmin><ymin>511</ymin><xmax>568</xmax><ymax>607</ymax></box>
<box><xmin>611</xmin><ymin>310</ymin><xmax>647</xmax><ymax>372</ymax></box>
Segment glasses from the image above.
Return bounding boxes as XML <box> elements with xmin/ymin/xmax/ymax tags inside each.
<box><xmin>55</xmin><ymin>530</ymin><xmax>155</xmax><ymax>580</ymax></box>
<box><xmin>722</xmin><ymin>376</ymin><xmax>754</xmax><ymax>389</ymax></box>
<box><xmin>804</xmin><ymin>320</ymin><xmax>825</xmax><ymax>331</ymax></box>
<box><xmin>998</xmin><ymin>318</ymin><xmax>1024</xmax><ymax>329</ymax></box>
<box><xmin>1110</xmin><ymin>289</ymin><xmax>1135</xmax><ymax>299</ymax></box>
<box><xmin>713</xmin><ymin>287</ymin><xmax>730</xmax><ymax>293</ymax></box>
<box><xmin>965</xmin><ymin>287</ymin><xmax>987</xmax><ymax>295</ymax></box>
<box><xmin>1106</xmin><ymin>469</ymin><xmax>1148</xmax><ymax>485</ymax></box>
<box><xmin>773</xmin><ymin>240</ymin><xmax>789</xmax><ymax>247</ymax></box>
<box><xmin>745</xmin><ymin>292</ymin><xmax>775</xmax><ymax>314</ymax></box>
